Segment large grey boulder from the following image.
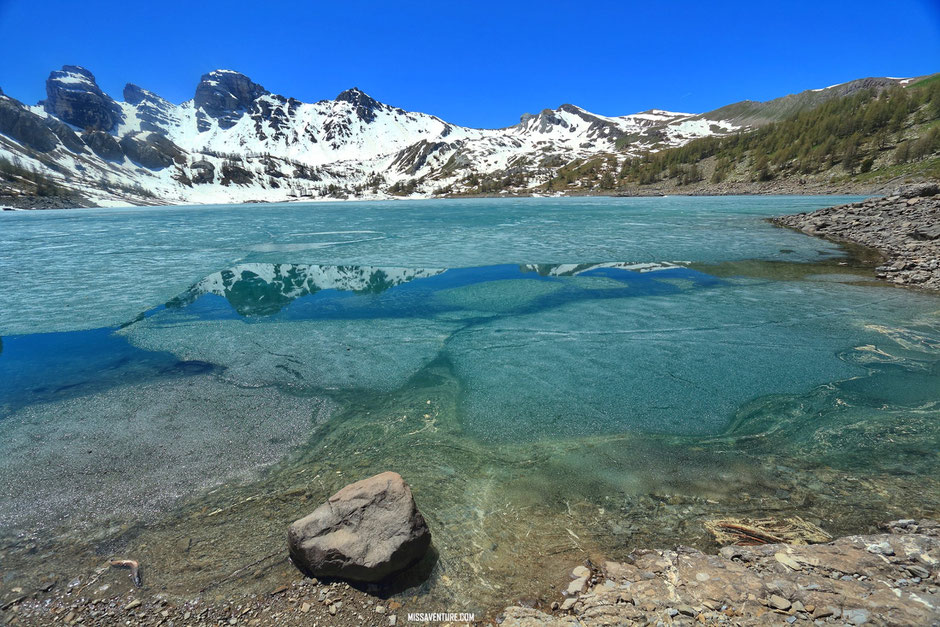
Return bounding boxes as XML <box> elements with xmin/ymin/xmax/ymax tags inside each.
<box><xmin>287</xmin><ymin>472</ymin><xmax>431</xmax><ymax>582</ymax></box>
<box><xmin>893</xmin><ymin>182</ymin><xmax>940</xmax><ymax>198</ymax></box>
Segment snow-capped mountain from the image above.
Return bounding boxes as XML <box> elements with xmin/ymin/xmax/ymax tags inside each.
<box><xmin>0</xmin><ymin>65</ymin><xmax>803</xmax><ymax>206</ymax></box>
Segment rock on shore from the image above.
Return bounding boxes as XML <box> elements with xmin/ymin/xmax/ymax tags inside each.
<box><xmin>502</xmin><ymin>519</ymin><xmax>939</xmax><ymax>626</ymax></box>
<box><xmin>287</xmin><ymin>472</ymin><xmax>431</xmax><ymax>583</ymax></box>
<box><xmin>772</xmin><ymin>183</ymin><xmax>940</xmax><ymax>291</ymax></box>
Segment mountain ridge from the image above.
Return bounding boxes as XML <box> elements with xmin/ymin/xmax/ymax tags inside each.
<box><xmin>0</xmin><ymin>66</ymin><xmax>925</xmax><ymax>208</ymax></box>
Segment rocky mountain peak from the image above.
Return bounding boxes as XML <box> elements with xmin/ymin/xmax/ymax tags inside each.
<box><xmin>57</xmin><ymin>65</ymin><xmax>96</xmax><ymax>82</ymax></box>
<box><xmin>194</xmin><ymin>69</ymin><xmax>269</xmax><ymax>131</ymax></box>
<box><xmin>336</xmin><ymin>87</ymin><xmax>381</xmax><ymax>123</ymax></box>
<box><xmin>520</xmin><ymin>108</ymin><xmax>569</xmax><ymax>133</ymax></box>
<box><xmin>43</xmin><ymin>65</ymin><xmax>123</xmax><ymax>132</ymax></box>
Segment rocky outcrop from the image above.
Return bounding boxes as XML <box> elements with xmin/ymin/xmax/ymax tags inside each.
<box><xmin>220</xmin><ymin>161</ymin><xmax>253</xmax><ymax>186</ymax></box>
<box><xmin>558</xmin><ymin>104</ymin><xmax>626</xmax><ymax>142</ymax></box>
<box><xmin>773</xmin><ymin>186</ymin><xmax>940</xmax><ymax>290</ymax></box>
<box><xmin>190</xmin><ymin>159</ymin><xmax>215</xmax><ymax>184</ymax></box>
<box><xmin>521</xmin><ymin>108</ymin><xmax>570</xmax><ymax>134</ymax></box>
<box><xmin>194</xmin><ymin>70</ymin><xmax>268</xmax><ymax>131</ymax></box>
<box><xmin>502</xmin><ymin>519</ymin><xmax>940</xmax><ymax>626</ymax></box>
<box><xmin>0</xmin><ymin>95</ymin><xmax>59</xmax><ymax>152</ymax></box>
<box><xmin>43</xmin><ymin>66</ymin><xmax>123</xmax><ymax>132</ymax></box>
<box><xmin>390</xmin><ymin>140</ymin><xmax>453</xmax><ymax>175</ymax></box>
<box><xmin>250</xmin><ymin>95</ymin><xmax>297</xmax><ymax>142</ymax></box>
<box><xmin>82</xmin><ymin>130</ymin><xmax>124</xmax><ymax>161</ymax></box>
<box><xmin>43</xmin><ymin>118</ymin><xmax>85</xmax><ymax>153</ymax></box>
<box><xmin>287</xmin><ymin>471</ymin><xmax>431</xmax><ymax>582</ymax></box>
<box><xmin>119</xmin><ymin>132</ymin><xmax>182</xmax><ymax>169</ymax></box>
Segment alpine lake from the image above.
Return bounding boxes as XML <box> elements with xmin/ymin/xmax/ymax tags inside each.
<box><xmin>0</xmin><ymin>196</ymin><xmax>937</xmax><ymax>614</ymax></box>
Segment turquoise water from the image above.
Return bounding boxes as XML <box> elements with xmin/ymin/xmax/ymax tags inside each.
<box><xmin>0</xmin><ymin>196</ymin><xmax>937</xmax><ymax>611</ymax></box>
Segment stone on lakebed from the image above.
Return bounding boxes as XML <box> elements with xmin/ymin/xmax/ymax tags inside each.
<box><xmin>287</xmin><ymin>471</ymin><xmax>431</xmax><ymax>582</ymax></box>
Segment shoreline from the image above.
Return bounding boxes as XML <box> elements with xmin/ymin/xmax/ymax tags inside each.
<box><xmin>771</xmin><ymin>183</ymin><xmax>940</xmax><ymax>291</ymax></box>
<box><xmin>0</xmin><ymin>187</ymin><xmax>880</xmax><ymax>212</ymax></box>
<box><xmin>3</xmin><ymin>521</ymin><xmax>937</xmax><ymax>626</ymax></box>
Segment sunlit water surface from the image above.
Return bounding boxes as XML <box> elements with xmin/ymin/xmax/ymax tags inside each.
<box><xmin>0</xmin><ymin>197</ymin><xmax>937</xmax><ymax>613</ymax></box>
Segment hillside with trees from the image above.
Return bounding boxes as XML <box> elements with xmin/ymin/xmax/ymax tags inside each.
<box><xmin>535</xmin><ymin>76</ymin><xmax>940</xmax><ymax>196</ymax></box>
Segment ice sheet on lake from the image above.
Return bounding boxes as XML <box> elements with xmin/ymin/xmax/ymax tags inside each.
<box><xmin>433</xmin><ymin>279</ymin><xmax>566</xmax><ymax>313</ymax></box>
<box><xmin>119</xmin><ymin>316</ymin><xmax>460</xmax><ymax>392</ymax></box>
<box><xmin>0</xmin><ymin>196</ymin><xmax>854</xmax><ymax>335</ymax></box>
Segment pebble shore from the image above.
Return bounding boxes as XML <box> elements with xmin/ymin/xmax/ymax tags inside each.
<box><xmin>1</xmin><ymin>578</ymin><xmax>403</xmax><ymax>627</ymax></box>
<box><xmin>772</xmin><ymin>183</ymin><xmax>940</xmax><ymax>291</ymax></box>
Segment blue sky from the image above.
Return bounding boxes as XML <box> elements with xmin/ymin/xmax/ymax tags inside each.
<box><xmin>1</xmin><ymin>0</ymin><xmax>938</xmax><ymax>128</ymax></box>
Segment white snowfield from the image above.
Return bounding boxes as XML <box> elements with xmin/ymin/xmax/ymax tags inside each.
<box><xmin>0</xmin><ymin>68</ymin><xmax>744</xmax><ymax>206</ymax></box>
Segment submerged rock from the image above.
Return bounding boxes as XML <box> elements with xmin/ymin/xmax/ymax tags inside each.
<box><xmin>287</xmin><ymin>471</ymin><xmax>431</xmax><ymax>582</ymax></box>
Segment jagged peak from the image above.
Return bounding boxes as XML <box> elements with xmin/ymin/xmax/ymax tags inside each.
<box><xmin>47</xmin><ymin>65</ymin><xmax>100</xmax><ymax>89</ymax></box>
<box><xmin>58</xmin><ymin>65</ymin><xmax>95</xmax><ymax>79</ymax></box>
<box><xmin>335</xmin><ymin>87</ymin><xmax>382</xmax><ymax>123</ymax></box>
<box><xmin>194</xmin><ymin>70</ymin><xmax>269</xmax><ymax>130</ymax></box>
<box><xmin>336</xmin><ymin>87</ymin><xmax>380</xmax><ymax>107</ymax></box>
<box><xmin>43</xmin><ymin>65</ymin><xmax>122</xmax><ymax>132</ymax></box>
<box><xmin>196</xmin><ymin>69</ymin><xmax>268</xmax><ymax>94</ymax></box>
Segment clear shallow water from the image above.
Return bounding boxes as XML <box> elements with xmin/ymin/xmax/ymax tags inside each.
<box><xmin>0</xmin><ymin>196</ymin><xmax>938</xmax><ymax>613</ymax></box>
